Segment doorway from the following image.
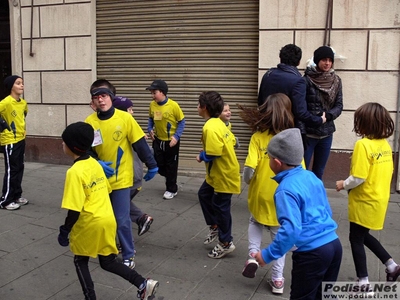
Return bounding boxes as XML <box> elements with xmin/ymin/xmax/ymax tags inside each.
<box><xmin>0</xmin><ymin>0</ymin><xmax>11</xmax><ymax>99</ymax></box>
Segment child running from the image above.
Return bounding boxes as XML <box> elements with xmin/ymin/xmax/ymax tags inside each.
<box><xmin>336</xmin><ymin>102</ymin><xmax>400</xmax><ymax>288</ymax></box>
<box><xmin>58</xmin><ymin>122</ymin><xmax>158</xmax><ymax>300</ymax></box>
<box><xmin>146</xmin><ymin>79</ymin><xmax>185</xmax><ymax>200</ymax></box>
<box><xmin>196</xmin><ymin>91</ymin><xmax>241</xmax><ymax>258</ymax></box>
<box><xmin>239</xmin><ymin>93</ymin><xmax>294</xmax><ymax>294</ymax></box>
<box><xmin>254</xmin><ymin>128</ymin><xmax>342</xmax><ymax>300</ymax></box>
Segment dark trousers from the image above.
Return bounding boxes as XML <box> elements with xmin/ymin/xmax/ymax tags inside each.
<box><xmin>198</xmin><ymin>180</ymin><xmax>233</xmax><ymax>243</ymax></box>
<box><xmin>349</xmin><ymin>222</ymin><xmax>391</xmax><ymax>278</ymax></box>
<box><xmin>152</xmin><ymin>137</ymin><xmax>179</xmax><ymax>193</ymax></box>
<box><xmin>291</xmin><ymin>238</ymin><xmax>342</xmax><ymax>300</ymax></box>
<box><xmin>0</xmin><ymin>139</ymin><xmax>25</xmax><ymax>207</ymax></box>
<box><xmin>74</xmin><ymin>254</ymin><xmax>145</xmax><ymax>300</ymax></box>
<box><xmin>304</xmin><ymin>135</ymin><xmax>333</xmax><ymax>180</ymax></box>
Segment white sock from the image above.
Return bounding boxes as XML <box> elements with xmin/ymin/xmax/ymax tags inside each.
<box><xmin>385</xmin><ymin>259</ymin><xmax>398</xmax><ymax>273</ymax></box>
<box><xmin>358</xmin><ymin>277</ymin><xmax>369</xmax><ymax>285</ymax></box>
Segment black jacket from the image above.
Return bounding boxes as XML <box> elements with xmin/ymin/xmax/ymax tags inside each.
<box><xmin>258</xmin><ymin>63</ymin><xmax>323</xmax><ymax>134</ymax></box>
<box><xmin>304</xmin><ymin>75</ymin><xmax>343</xmax><ymax>136</ymax></box>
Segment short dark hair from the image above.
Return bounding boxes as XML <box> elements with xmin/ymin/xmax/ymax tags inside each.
<box><xmin>90</xmin><ymin>79</ymin><xmax>116</xmax><ymax>94</ymax></box>
<box><xmin>353</xmin><ymin>102</ymin><xmax>394</xmax><ymax>139</ymax></box>
<box><xmin>279</xmin><ymin>44</ymin><xmax>302</xmax><ymax>66</ymax></box>
<box><xmin>198</xmin><ymin>91</ymin><xmax>224</xmax><ymax>118</ymax></box>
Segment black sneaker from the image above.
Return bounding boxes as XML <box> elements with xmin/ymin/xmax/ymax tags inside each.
<box><xmin>138</xmin><ymin>214</ymin><xmax>153</xmax><ymax>236</ymax></box>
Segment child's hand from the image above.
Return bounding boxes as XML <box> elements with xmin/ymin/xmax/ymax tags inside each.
<box><xmin>58</xmin><ymin>225</ymin><xmax>70</xmax><ymax>247</ymax></box>
<box><xmin>149</xmin><ymin>130</ymin><xmax>155</xmax><ymax>140</ymax></box>
<box><xmin>196</xmin><ymin>150</ymin><xmax>202</xmax><ymax>163</ymax></box>
<box><xmin>98</xmin><ymin>160</ymin><xmax>115</xmax><ymax>178</ymax></box>
<box><xmin>170</xmin><ymin>136</ymin><xmax>178</xmax><ymax>147</ymax></box>
<box><xmin>254</xmin><ymin>252</ymin><xmax>266</xmax><ymax>267</ymax></box>
<box><xmin>144</xmin><ymin>167</ymin><xmax>158</xmax><ymax>181</ymax></box>
<box><xmin>336</xmin><ymin>180</ymin><xmax>344</xmax><ymax>191</ymax></box>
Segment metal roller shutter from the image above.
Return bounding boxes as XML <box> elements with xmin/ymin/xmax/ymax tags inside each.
<box><xmin>96</xmin><ymin>0</ymin><xmax>259</xmax><ymax>171</ymax></box>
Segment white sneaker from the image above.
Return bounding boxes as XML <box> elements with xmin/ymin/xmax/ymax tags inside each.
<box><xmin>137</xmin><ymin>278</ymin><xmax>159</xmax><ymax>300</ymax></box>
<box><xmin>348</xmin><ymin>281</ymin><xmax>374</xmax><ymax>297</ymax></box>
<box><xmin>15</xmin><ymin>197</ymin><xmax>29</xmax><ymax>206</ymax></box>
<box><xmin>163</xmin><ymin>191</ymin><xmax>177</xmax><ymax>200</ymax></box>
<box><xmin>1</xmin><ymin>202</ymin><xmax>20</xmax><ymax>210</ymax></box>
<box><xmin>269</xmin><ymin>278</ymin><xmax>284</xmax><ymax>294</ymax></box>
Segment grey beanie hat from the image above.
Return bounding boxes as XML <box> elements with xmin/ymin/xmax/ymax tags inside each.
<box><xmin>268</xmin><ymin>128</ymin><xmax>303</xmax><ymax>166</ymax></box>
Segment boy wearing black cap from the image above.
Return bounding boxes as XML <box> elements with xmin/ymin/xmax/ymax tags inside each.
<box><xmin>0</xmin><ymin>75</ymin><xmax>29</xmax><ymax>210</ymax></box>
<box><xmin>59</xmin><ymin>122</ymin><xmax>159</xmax><ymax>300</ymax></box>
<box><xmin>254</xmin><ymin>128</ymin><xmax>342</xmax><ymax>300</ymax></box>
<box><xmin>86</xmin><ymin>79</ymin><xmax>158</xmax><ymax>269</ymax></box>
<box><xmin>146</xmin><ymin>79</ymin><xmax>185</xmax><ymax>200</ymax></box>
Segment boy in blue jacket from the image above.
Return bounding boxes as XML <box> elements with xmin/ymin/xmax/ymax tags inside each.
<box><xmin>254</xmin><ymin>128</ymin><xmax>342</xmax><ymax>300</ymax></box>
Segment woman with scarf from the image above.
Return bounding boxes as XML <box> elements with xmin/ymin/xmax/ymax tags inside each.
<box><xmin>303</xmin><ymin>46</ymin><xmax>343</xmax><ymax>180</ymax></box>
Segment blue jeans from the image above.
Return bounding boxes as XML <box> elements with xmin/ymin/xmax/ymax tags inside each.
<box><xmin>198</xmin><ymin>180</ymin><xmax>233</xmax><ymax>243</ymax></box>
<box><xmin>304</xmin><ymin>135</ymin><xmax>333</xmax><ymax>180</ymax></box>
<box><xmin>291</xmin><ymin>238</ymin><xmax>342</xmax><ymax>300</ymax></box>
<box><xmin>110</xmin><ymin>188</ymin><xmax>135</xmax><ymax>259</ymax></box>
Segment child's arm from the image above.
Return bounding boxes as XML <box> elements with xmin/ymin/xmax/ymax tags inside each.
<box><xmin>170</xmin><ymin>119</ymin><xmax>185</xmax><ymax>147</ymax></box>
<box><xmin>58</xmin><ymin>210</ymin><xmax>80</xmax><ymax>246</ymax></box>
<box><xmin>336</xmin><ymin>176</ymin><xmax>364</xmax><ymax>192</ymax></box>
<box><xmin>147</xmin><ymin>117</ymin><xmax>155</xmax><ymax>140</ymax></box>
<box><xmin>197</xmin><ymin>150</ymin><xmax>218</xmax><ymax>163</ymax></box>
<box><xmin>243</xmin><ymin>166</ymin><xmax>255</xmax><ymax>184</ymax></box>
<box><xmin>133</xmin><ymin>137</ymin><xmax>158</xmax><ymax>181</ymax></box>
<box><xmin>256</xmin><ymin>190</ymin><xmax>299</xmax><ymax>266</ymax></box>
<box><xmin>172</xmin><ymin>119</ymin><xmax>185</xmax><ymax>142</ymax></box>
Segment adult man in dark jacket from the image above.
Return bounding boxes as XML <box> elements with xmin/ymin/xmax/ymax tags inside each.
<box><xmin>258</xmin><ymin>44</ymin><xmax>326</xmax><ymax>145</ymax></box>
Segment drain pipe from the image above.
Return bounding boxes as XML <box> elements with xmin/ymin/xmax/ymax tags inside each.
<box><xmin>29</xmin><ymin>0</ymin><xmax>34</xmax><ymax>57</ymax></box>
<box><xmin>324</xmin><ymin>0</ymin><xmax>333</xmax><ymax>46</ymax></box>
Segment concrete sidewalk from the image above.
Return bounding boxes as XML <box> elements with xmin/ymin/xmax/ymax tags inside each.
<box><xmin>0</xmin><ymin>162</ymin><xmax>399</xmax><ymax>300</ymax></box>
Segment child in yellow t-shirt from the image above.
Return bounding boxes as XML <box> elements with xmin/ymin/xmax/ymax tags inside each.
<box><xmin>0</xmin><ymin>75</ymin><xmax>29</xmax><ymax>210</ymax></box>
<box><xmin>219</xmin><ymin>103</ymin><xmax>240</xmax><ymax>149</ymax></box>
<box><xmin>58</xmin><ymin>122</ymin><xmax>159</xmax><ymax>299</ymax></box>
<box><xmin>146</xmin><ymin>80</ymin><xmax>185</xmax><ymax>200</ymax></box>
<box><xmin>336</xmin><ymin>102</ymin><xmax>400</xmax><ymax>287</ymax></box>
<box><xmin>196</xmin><ymin>91</ymin><xmax>241</xmax><ymax>259</ymax></box>
<box><xmin>238</xmin><ymin>93</ymin><xmax>294</xmax><ymax>294</ymax></box>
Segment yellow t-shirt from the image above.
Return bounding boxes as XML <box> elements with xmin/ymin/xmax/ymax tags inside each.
<box><xmin>245</xmin><ymin>130</ymin><xmax>305</xmax><ymax>226</ymax></box>
<box><xmin>245</xmin><ymin>131</ymin><xmax>279</xmax><ymax>226</ymax></box>
<box><xmin>348</xmin><ymin>138</ymin><xmax>393</xmax><ymax>230</ymax></box>
<box><xmin>0</xmin><ymin>95</ymin><xmax>28</xmax><ymax>145</ymax></box>
<box><xmin>61</xmin><ymin>157</ymin><xmax>118</xmax><ymax>258</ymax></box>
<box><xmin>85</xmin><ymin>109</ymin><xmax>145</xmax><ymax>190</ymax></box>
<box><xmin>202</xmin><ymin>118</ymin><xmax>240</xmax><ymax>194</ymax></box>
<box><xmin>149</xmin><ymin>98</ymin><xmax>184</xmax><ymax>141</ymax></box>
